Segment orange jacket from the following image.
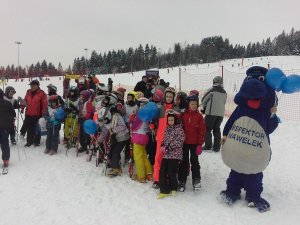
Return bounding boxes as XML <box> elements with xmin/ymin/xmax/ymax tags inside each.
<box><xmin>156</xmin><ymin>103</ymin><xmax>176</xmax><ymax>142</ymax></box>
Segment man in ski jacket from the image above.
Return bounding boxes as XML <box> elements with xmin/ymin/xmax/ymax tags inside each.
<box><xmin>201</xmin><ymin>76</ymin><xmax>227</xmax><ymax>151</ymax></box>
<box><xmin>20</xmin><ymin>80</ymin><xmax>48</xmax><ymax>147</ymax></box>
<box><xmin>0</xmin><ymin>88</ymin><xmax>16</xmax><ymax>167</ymax></box>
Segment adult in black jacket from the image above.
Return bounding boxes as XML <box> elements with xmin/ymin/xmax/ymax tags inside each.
<box><xmin>134</xmin><ymin>76</ymin><xmax>148</xmax><ymax>95</ymax></box>
<box><xmin>0</xmin><ymin>88</ymin><xmax>16</xmax><ymax>167</ymax></box>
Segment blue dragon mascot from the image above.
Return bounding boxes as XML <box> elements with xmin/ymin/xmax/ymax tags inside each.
<box><xmin>220</xmin><ymin>66</ymin><xmax>279</xmax><ymax>213</ymax></box>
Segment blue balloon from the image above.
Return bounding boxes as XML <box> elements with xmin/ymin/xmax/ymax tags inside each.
<box><xmin>266</xmin><ymin>68</ymin><xmax>286</xmax><ymax>91</ymax></box>
<box><xmin>138</xmin><ymin>102</ymin><xmax>159</xmax><ymax>122</ymax></box>
<box><xmin>54</xmin><ymin>108</ymin><xmax>65</xmax><ymax>120</ymax></box>
<box><xmin>83</xmin><ymin>119</ymin><xmax>97</xmax><ymax>135</ymax></box>
<box><xmin>281</xmin><ymin>74</ymin><xmax>300</xmax><ymax>94</ymax></box>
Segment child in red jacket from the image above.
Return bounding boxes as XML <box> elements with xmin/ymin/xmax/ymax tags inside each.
<box><xmin>178</xmin><ymin>95</ymin><xmax>206</xmax><ymax>192</ymax></box>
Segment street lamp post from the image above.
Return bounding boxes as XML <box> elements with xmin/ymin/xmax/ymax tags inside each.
<box><xmin>157</xmin><ymin>48</ymin><xmax>161</xmax><ymax>69</ymax></box>
<box><xmin>84</xmin><ymin>48</ymin><xmax>88</xmax><ymax>75</ymax></box>
<box><xmin>15</xmin><ymin>41</ymin><xmax>22</xmax><ymax>80</ymax></box>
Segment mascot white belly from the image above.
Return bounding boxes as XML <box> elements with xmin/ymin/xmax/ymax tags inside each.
<box><xmin>221</xmin><ymin>116</ymin><xmax>271</xmax><ymax>174</ymax></box>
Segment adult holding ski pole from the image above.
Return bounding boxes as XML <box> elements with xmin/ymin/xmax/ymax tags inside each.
<box><xmin>0</xmin><ymin>88</ymin><xmax>16</xmax><ymax>174</ymax></box>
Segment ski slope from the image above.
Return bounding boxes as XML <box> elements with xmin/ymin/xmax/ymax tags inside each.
<box><xmin>1</xmin><ymin>56</ymin><xmax>300</xmax><ymax>225</ymax></box>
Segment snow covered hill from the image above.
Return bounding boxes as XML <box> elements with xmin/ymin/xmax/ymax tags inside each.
<box><xmin>1</xmin><ymin>56</ymin><xmax>300</xmax><ymax>225</ymax></box>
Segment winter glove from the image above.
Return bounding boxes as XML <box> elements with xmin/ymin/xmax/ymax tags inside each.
<box><xmin>195</xmin><ymin>145</ymin><xmax>203</xmax><ymax>156</ymax></box>
<box><xmin>149</xmin><ymin>122</ymin><xmax>155</xmax><ymax>130</ymax></box>
<box><xmin>129</xmin><ymin>114</ymin><xmax>136</xmax><ymax>123</ymax></box>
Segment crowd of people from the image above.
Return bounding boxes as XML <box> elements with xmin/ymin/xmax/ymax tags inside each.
<box><xmin>0</xmin><ymin>73</ymin><xmax>227</xmax><ymax>198</ymax></box>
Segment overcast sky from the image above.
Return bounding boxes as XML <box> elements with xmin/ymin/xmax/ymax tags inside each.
<box><xmin>1</xmin><ymin>0</ymin><xmax>300</xmax><ymax>68</ymax></box>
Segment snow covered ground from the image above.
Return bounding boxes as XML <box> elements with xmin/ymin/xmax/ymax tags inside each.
<box><xmin>1</xmin><ymin>56</ymin><xmax>300</xmax><ymax>225</ymax></box>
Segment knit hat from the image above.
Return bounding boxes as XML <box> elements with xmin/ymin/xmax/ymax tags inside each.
<box><xmin>29</xmin><ymin>80</ymin><xmax>40</xmax><ymax>86</ymax></box>
<box><xmin>189</xmin><ymin>90</ymin><xmax>199</xmax><ymax>97</ymax></box>
<box><xmin>213</xmin><ymin>76</ymin><xmax>223</xmax><ymax>86</ymax></box>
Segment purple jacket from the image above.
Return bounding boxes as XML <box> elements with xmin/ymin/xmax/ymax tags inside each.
<box><xmin>162</xmin><ymin>124</ymin><xmax>185</xmax><ymax>160</ymax></box>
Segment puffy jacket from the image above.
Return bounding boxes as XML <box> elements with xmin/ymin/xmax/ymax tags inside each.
<box><xmin>0</xmin><ymin>97</ymin><xmax>16</xmax><ymax>130</ymax></box>
<box><xmin>162</xmin><ymin>124</ymin><xmax>185</xmax><ymax>160</ymax></box>
<box><xmin>23</xmin><ymin>89</ymin><xmax>47</xmax><ymax>117</ymax></box>
<box><xmin>201</xmin><ymin>86</ymin><xmax>227</xmax><ymax>117</ymax></box>
<box><xmin>156</xmin><ymin>103</ymin><xmax>180</xmax><ymax>142</ymax></box>
<box><xmin>182</xmin><ymin>109</ymin><xmax>206</xmax><ymax>145</ymax></box>
<box><xmin>82</xmin><ymin>100</ymin><xmax>94</xmax><ymax>120</ymax></box>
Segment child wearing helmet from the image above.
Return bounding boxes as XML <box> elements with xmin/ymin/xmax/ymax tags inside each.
<box><xmin>64</xmin><ymin>86</ymin><xmax>80</xmax><ymax>148</ymax></box>
<box><xmin>152</xmin><ymin>87</ymin><xmax>180</xmax><ymax>189</ymax></box>
<box><xmin>130</xmin><ymin>97</ymin><xmax>153</xmax><ymax>183</ymax></box>
<box><xmin>158</xmin><ymin>111</ymin><xmax>185</xmax><ymax>198</ymax></box>
<box><xmin>178</xmin><ymin>94</ymin><xmax>206</xmax><ymax>192</ymax></box>
<box><xmin>44</xmin><ymin>95</ymin><xmax>63</xmax><ymax>155</ymax></box>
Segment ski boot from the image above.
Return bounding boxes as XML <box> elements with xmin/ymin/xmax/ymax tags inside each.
<box><xmin>193</xmin><ymin>179</ymin><xmax>201</xmax><ymax>191</ymax></box>
<box><xmin>11</xmin><ymin>138</ymin><xmax>17</xmax><ymax>145</ymax></box>
<box><xmin>246</xmin><ymin>197</ymin><xmax>271</xmax><ymax>213</ymax></box>
<box><xmin>220</xmin><ymin>190</ymin><xmax>241</xmax><ymax>205</ymax></box>
<box><xmin>178</xmin><ymin>182</ymin><xmax>186</xmax><ymax>192</ymax></box>
<box><xmin>157</xmin><ymin>193</ymin><xmax>171</xmax><ymax>199</ymax></box>
<box><xmin>152</xmin><ymin>181</ymin><xmax>159</xmax><ymax>189</ymax></box>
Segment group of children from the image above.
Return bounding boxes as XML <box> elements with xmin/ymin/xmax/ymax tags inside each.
<box><xmin>10</xmin><ymin>74</ymin><xmax>209</xmax><ymax>199</ymax></box>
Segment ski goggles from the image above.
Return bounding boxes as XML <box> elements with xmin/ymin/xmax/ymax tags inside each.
<box><xmin>9</xmin><ymin>90</ymin><xmax>16</xmax><ymax>94</ymax></box>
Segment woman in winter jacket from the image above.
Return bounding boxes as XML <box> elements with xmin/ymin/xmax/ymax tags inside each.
<box><xmin>130</xmin><ymin>98</ymin><xmax>153</xmax><ymax>183</ymax></box>
<box><xmin>178</xmin><ymin>95</ymin><xmax>206</xmax><ymax>192</ymax></box>
<box><xmin>107</xmin><ymin>106</ymin><xmax>130</xmax><ymax>177</ymax></box>
<box><xmin>152</xmin><ymin>87</ymin><xmax>180</xmax><ymax>189</ymax></box>
<box><xmin>158</xmin><ymin>112</ymin><xmax>185</xmax><ymax>199</ymax></box>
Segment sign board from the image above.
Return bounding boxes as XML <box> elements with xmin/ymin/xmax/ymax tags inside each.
<box><xmin>146</xmin><ymin>70</ymin><xmax>159</xmax><ymax>78</ymax></box>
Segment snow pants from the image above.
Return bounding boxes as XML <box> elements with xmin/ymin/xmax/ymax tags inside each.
<box><xmin>178</xmin><ymin>144</ymin><xmax>201</xmax><ymax>183</ymax></box>
<box><xmin>225</xmin><ymin>170</ymin><xmax>263</xmax><ymax>202</ymax></box>
<box><xmin>204</xmin><ymin>115</ymin><xmax>223</xmax><ymax>150</ymax></box>
<box><xmin>24</xmin><ymin>115</ymin><xmax>40</xmax><ymax>145</ymax></box>
<box><xmin>159</xmin><ymin>159</ymin><xmax>180</xmax><ymax>194</ymax></box>
<box><xmin>146</xmin><ymin>133</ymin><xmax>156</xmax><ymax>165</ymax></box>
<box><xmin>133</xmin><ymin>143</ymin><xmax>152</xmax><ymax>180</ymax></box>
<box><xmin>0</xmin><ymin>129</ymin><xmax>10</xmax><ymax>161</ymax></box>
<box><xmin>153</xmin><ymin>140</ymin><xmax>163</xmax><ymax>182</ymax></box>
<box><xmin>110</xmin><ymin>140</ymin><xmax>127</xmax><ymax>169</ymax></box>
<box><xmin>64</xmin><ymin>116</ymin><xmax>78</xmax><ymax>139</ymax></box>
<box><xmin>46</xmin><ymin>126</ymin><xmax>61</xmax><ymax>152</ymax></box>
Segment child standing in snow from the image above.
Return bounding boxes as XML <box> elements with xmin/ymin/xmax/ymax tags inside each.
<box><xmin>152</xmin><ymin>87</ymin><xmax>180</xmax><ymax>189</ymax></box>
<box><xmin>178</xmin><ymin>95</ymin><xmax>206</xmax><ymax>192</ymax></box>
<box><xmin>44</xmin><ymin>95</ymin><xmax>63</xmax><ymax>155</ymax></box>
<box><xmin>158</xmin><ymin>111</ymin><xmax>185</xmax><ymax>199</ymax></box>
<box><xmin>107</xmin><ymin>106</ymin><xmax>130</xmax><ymax>177</ymax></box>
<box><xmin>130</xmin><ymin>97</ymin><xmax>153</xmax><ymax>183</ymax></box>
